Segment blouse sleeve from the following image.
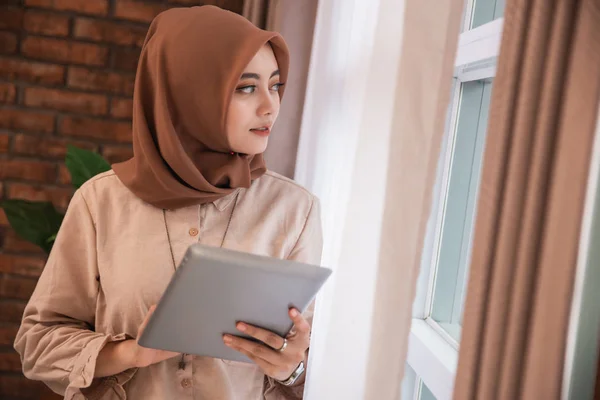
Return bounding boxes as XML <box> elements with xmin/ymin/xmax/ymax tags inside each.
<box><xmin>264</xmin><ymin>196</ymin><xmax>324</xmax><ymax>400</ymax></box>
<box><xmin>13</xmin><ymin>188</ymin><xmax>136</xmax><ymax>399</ymax></box>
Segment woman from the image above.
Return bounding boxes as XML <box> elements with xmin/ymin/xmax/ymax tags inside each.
<box><xmin>14</xmin><ymin>6</ymin><xmax>322</xmax><ymax>400</ymax></box>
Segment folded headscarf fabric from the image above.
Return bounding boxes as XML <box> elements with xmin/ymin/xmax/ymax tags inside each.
<box><xmin>112</xmin><ymin>6</ymin><xmax>290</xmax><ymax>209</ymax></box>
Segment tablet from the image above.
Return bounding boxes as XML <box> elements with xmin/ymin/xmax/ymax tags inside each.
<box><xmin>137</xmin><ymin>244</ymin><xmax>332</xmax><ymax>363</ymax></box>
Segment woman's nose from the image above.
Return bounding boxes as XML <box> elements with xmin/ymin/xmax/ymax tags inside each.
<box><xmin>257</xmin><ymin>90</ymin><xmax>277</xmax><ymax>116</ymax></box>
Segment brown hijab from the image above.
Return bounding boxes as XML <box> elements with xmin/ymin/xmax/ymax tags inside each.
<box><xmin>112</xmin><ymin>6</ymin><xmax>289</xmax><ymax>209</ymax></box>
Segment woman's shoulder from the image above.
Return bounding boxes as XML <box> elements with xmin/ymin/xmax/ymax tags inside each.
<box><xmin>79</xmin><ymin>170</ymin><xmax>127</xmax><ymax>195</ymax></box>
<box><xmin>76</xmin><ymin>170</ymin><xmax>143</xmax><ymax>211</ymax></box>
<box><xmin>251</xmin><ymin>170</ymin><xmax>318</xmax><ymax>206</ymax></box>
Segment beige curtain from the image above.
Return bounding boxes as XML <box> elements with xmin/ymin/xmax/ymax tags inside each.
<box><xmin>242</xmin><ymin>0</ymin><xmax>278</xmax><ymax>29</ymax></box>
<box><xmin>362</xmin><ymin>0</ymin><xmax>464</xmax><ymax>397</ymax></box>
<box><xmin>243</xmin><ymin>0</ymin><xmax>318</xmax><ymax>179</ymax></box>
<box><xmin>455</xmin><ymin>0</ymin><xmax>600</xmax><ymax>398</ymax></box>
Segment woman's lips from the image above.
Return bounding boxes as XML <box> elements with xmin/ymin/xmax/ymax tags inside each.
<box><xmin>250</xmin><ymin>127</ymin><xmax>271</xmax><ymax>137</ymax></box>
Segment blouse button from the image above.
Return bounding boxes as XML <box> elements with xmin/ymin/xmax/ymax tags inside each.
<box><xmin>189</xmin><ymin>228</ymin><xmax>199</xmax><ymax>237</ymax></box>
<box><xmin>181</xmin><ymin>378</ymin><xmax>192</xmax><ymax>388</ymax></box>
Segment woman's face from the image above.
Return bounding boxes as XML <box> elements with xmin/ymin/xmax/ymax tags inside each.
<box><xmin>226</xmin><ymin>44</ymin><xmax>282</xmax><ymax>155</ymax></box>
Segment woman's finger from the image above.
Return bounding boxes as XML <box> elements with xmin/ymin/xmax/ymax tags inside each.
<box><xmin>229</xmin><ymin>343</ymin><xmax>292</xmax><ymax>379</ymax></box>
<box><xmin>223</xmin><ymin>335</ymin><xmax>282</xmax><ymax>364</ymax></box>
<box><xmin>236</xmin><ymin>322</ymin><xmax>285</xmax><ymax>351</ymax></box>
<box><xmin>224</xmin><ymin>334</ymin><xmax>306</xmax><ymax>367</ymax></box>
<box><xmin>288</xmin><ymin>308</ymin><xmax>310</xmax><ymax>344</ymax></box>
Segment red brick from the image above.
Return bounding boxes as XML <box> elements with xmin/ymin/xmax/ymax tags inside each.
<box><xmin>0</xmin><ymin>350</ymin><xmax>22</xmax><ymax>372</ymax></box>
<box><xmin>0</xmin><ymin>32</ymin><xmax>18</xmax><ymax>55</ymax></box>
<box><xmin>3</xmin><ymin>229</ymin><xmax>45</xmax><ymax>254</ymax></box>
<box><xmin>0</xmin><ymin>275</ymin><xmax>37</xmax><ymax>300</ymax></box>
<box><xmin>112</xmin><ymin>49</ymin><xmax>140</xmax><ymax>72</ymax></box>
<box><xmin>68</xmin><ymin>67</ymin><xmax>134</xmax><ymax>95</ymax></box>
<box><xmin>8</xmin><ymin>183</ymin><xmax>73</xmax><ymax>210</ymax></box>
<box><xmin>13</xmin><ymin>133</ymin><xmax>97</xmax><ymax>159</ymax></box>
<box><xmin>110</xmin><ymin>97</ymin><xmax>133</xmax><ymax>119</ymax></box>
<box><xmin>60</xmin><ymin>116</ymin><xmax>132</xmax><ymax>143</ymax></box>
<box><xmin>102</xmin><ymin>145</ymin><xmax>133</xmax><ymax>163</ymax></box>
<box><xmin>22</xmin><ymin>36</ymin><xmax>108</xmax><ymax>67</ymax></box>
<box><xmin>114</xmin><ymin>0</ymin><xmax>168</xmax><ymax>23</ymax></box>
<box><xmin>23</xmin><ymin>10</ymin><xmax>71</xmax><ymax>37</ymax></box>
<box><xmin>57</xmin><ymin>164</ymin><xmax>70</xmax><ymax>185</ymax></box>
<box><xmin>0</xmin><ymin>301</ymin><xmax>26</xmax><ymax>323</ymax></box>
<box><xmin>0</xmin><ymin>109</ymin><xmax>55</xmax><ymax>133</ymax></box>
<box><xmin>0</xmin><ymin>159</ymin><xmax>57</xmax><ymax>183</ymax></box>
<box><xmin>0</xmin><ymin>8</ymin><xmax>24</xmax><ymax>31</ymax></box>
<box><xmin>0</xmin><ymin>134</ymin><xmax>9</xmax><ymax>152</ymax></box>
<box><xmin>0</xmin><ymin>209</ymin><xmax>7</xmax><ymax>226</ymax></box>
<box><xmin>24</xmin><ymin>87</ymin><xmax>108</xmax><ymax>116</ymax></box>
<box><xmin>74</xmin><ymin>17</ymin><xmax>147</xmax><ymax>47</ymax></box>
<box><xmin>222</xmin><ymin>0</ymin><xmax>244</xmax><ymax>14</ymax></box>
<box><xmin>169</xmin><ymin>0</ymin><xmax>242</xmax><ymax>11</ymax></box>
<box><xmin>0</xmin><ymin>57</ymin><xmax>65</xmax><ymax>85</ymax></box>
<box><xmin>0</xmin><ymin>82</ymin><xmax>16</xmax><ymax>103</ymax></box>
<box><xmin>0</xmin><ymin>373</ymin><xmax>57</xmax><ymax>398</ymax></box>
<box><xmin>0</xmin><ymin>326</ymin><xmax>19</xmax><ymax>346</ymax></box>
<box><xmin>112</xmin><ymin>47</ymin><xmax>141</xmax><ymax>72</ymax></box>
<box><xmin>168</xmin><ymin>0</ymin><xmax>204</xmax><ymax>3</ymax></box>
<box><xmin>25</xmin><ymin>0</ymin><xmax>109</xmax><ymax>16</ymax></box>
<box><xmin>0</xmin><ymin>254</ymin><xmax>45</xmax><ymax>277</ymax></box>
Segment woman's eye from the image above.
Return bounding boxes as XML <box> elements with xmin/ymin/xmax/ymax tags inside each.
<box><xmin>237</xmin><ymin>86</ymin><xmax>255</xmax><ymax>94</ymax></box>
<box><xmin>271</xmin><ymin>83</ymin><xmax>283</xmax><ymax>92</ymax></box>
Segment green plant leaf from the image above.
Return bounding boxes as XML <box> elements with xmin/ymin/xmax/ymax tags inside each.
<box><xmin>0</xmin><ymin>200</ymin><xmax>64</xmax><ymax>254</ymax></box>
<box><xmin>65</xmin><ymin>145</ymin><xmax>111</xmax><ymax>189</ymax></box>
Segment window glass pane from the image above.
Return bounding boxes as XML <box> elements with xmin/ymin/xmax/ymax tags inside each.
<box><xmin>471</xmin><ymin>0</ymin><xmax>506</xmax><ymax>29</ymax></box>
<box><xmin>401</xmin><ymin>364</ymin><xmax>417</xmax><ymax>399</ymax></box>
<box><xmin>430</xmin><ymin>79</ymin><xmax>493</xmax><ymax>341</ymax></box>
<box><xmin>419</xmin><ymin>380</ymin><xmax>438</xmax><ymax>400</ymax></box>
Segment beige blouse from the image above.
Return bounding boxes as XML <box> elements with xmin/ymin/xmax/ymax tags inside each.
<box><xmin>14</xmin><ymin>170</ymin><xmax>323</xmax><ymax>400</ymax></box>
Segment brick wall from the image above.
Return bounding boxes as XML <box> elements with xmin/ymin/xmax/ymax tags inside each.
<box><xmin>0</xmin><ymin>1</ymin><xmax>244</xmax><ymax>398</ymax></box>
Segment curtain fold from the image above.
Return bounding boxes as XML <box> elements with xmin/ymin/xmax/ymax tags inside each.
<box><xmin>242</xmin><ymin>0</ymin><xmax>273</xmax><ymax>29</ymax></box>
<box><xmin>455</xmin><ymin>0</ymin><xmax>600</xmax><ymax>398</ymax></box>
<box><xmin>363</xmin><ymin>0</ymin><xmax>464</xmax><ymax>397</ymax></box>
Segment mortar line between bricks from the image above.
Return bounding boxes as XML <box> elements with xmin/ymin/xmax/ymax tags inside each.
<box><xmin>0</xmin><ymin>55</ymin><xmax>139</xmax><ymax>76</ymax></box>
<box><xmin>0</xmin><ymin>176</ymin><xmax>61</xmax><ymax>187</ymax></box>
<box><xmin>67</xmin><ymin>12</ymin><xmax>75</xmax><ymax>38</ymax></box>
<box><xmin>1</xmin><ymin>178</ymin><xmax>75</xmax><ymax>190</ymax></box>
<box><xmin>16</xmin><ymin>81</ymin><xmax>125</xmax><ymax>99</ymax></box>
<box><xmin>17</xmin><ymin>6</ymin><xmax>154</xmax><ymax>28</ymax></box>
<box><xmin>9</xmin><ymin>105</ymin><xmax>117</xmax><ymax>121</ymax></box>
<box><xmin>0</xmin><ymin>104</ymin><xmax>132</xmax><ymax>121</ymax></box>
<box><xmin>5</xmin><ymin>136</ymin><xmax>132</xmax><ymax>150</ymax></box>
<box><xmin>0</xmin><ymin>83</ymin><xmax>134</xmax><ymax>101</ymax></box>
<box><xmin>3</xmin><ymin>131</ymin><xmax>132</xmax><ymax>147</ymax></box>
<box><xmin>0</xmin><ymin>52</ymin><xmax>136</xmax><ymax>68</ymax></box>
<box><xmin>4</xmin><ymin>144</ymin><xmax>131</xmax><ymax>162</ymax></box>
<box><xmin>18</xmin><ymin>30</ymin><xmax>145</xmax><ymax>49</ymax></box>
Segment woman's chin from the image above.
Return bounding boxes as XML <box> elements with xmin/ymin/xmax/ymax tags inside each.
<box><xmin>233</xmin><ymin>139</ymin><xmax>269</xmax><ymax>155</ymax></box>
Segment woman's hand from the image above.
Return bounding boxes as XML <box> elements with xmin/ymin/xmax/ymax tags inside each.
<box><xmin>95</xmin><ymin>305</ymin><xmax>179</xmax><ymax>378</ymax></box>
<box><xmin>222</xmin><ymin>308</ymin><xmax>310</xmax><ymax>381</ymax></box>
<box><xmin>131</xmin><ymin>305</ymin><xmax>180</xmax><ymax>368</ymax></box>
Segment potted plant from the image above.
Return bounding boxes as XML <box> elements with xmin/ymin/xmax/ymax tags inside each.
<box><xmin>0</xmin><ymin>145</ymin><xmax>112</xmax><ymax>254</ymax></box>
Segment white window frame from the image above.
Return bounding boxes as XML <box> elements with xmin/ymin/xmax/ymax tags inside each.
<box><xmin>403</xmin><ymin>8</ymin><xmax>504</xmax><ymax>400</ymax></box>
<box><xmin>561</xmin><ymin>101</ymin><xmax>600</xmax><ymax>400</ymax></box>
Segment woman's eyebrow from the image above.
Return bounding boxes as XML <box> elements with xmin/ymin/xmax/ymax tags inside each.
<box><xmin>240</xmin><ymin>72</ymin><xmax>260</xmax><ymax>80</ymax></box>
<box><xmin>239</xmin><ymin>70</ymin><xmax>280</xmax><ymax>80</ymax></box>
